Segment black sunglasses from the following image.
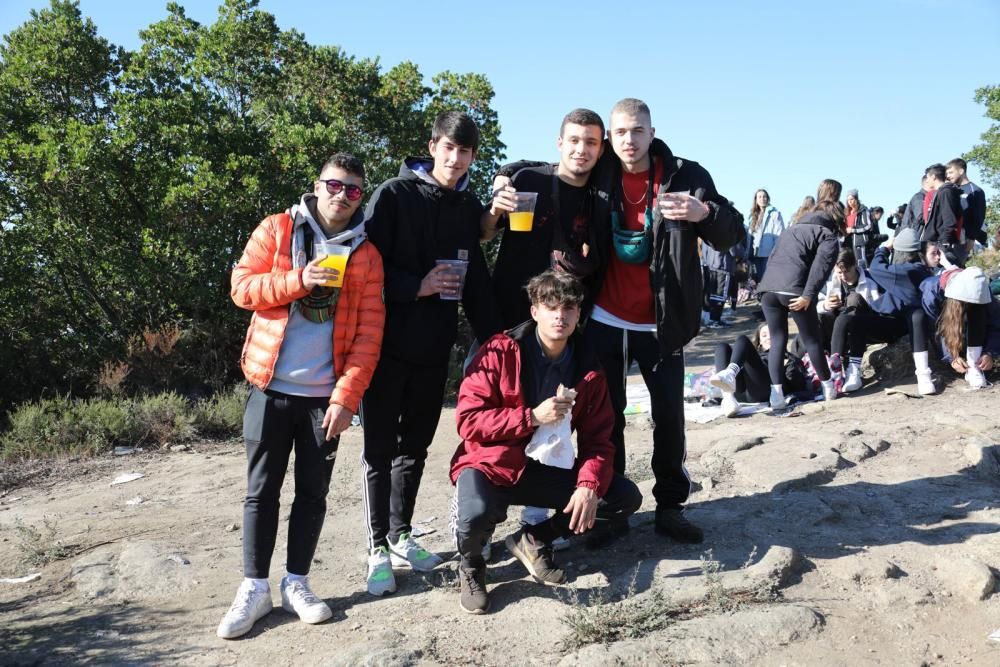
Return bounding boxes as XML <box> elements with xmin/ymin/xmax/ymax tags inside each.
<box><xmin>319</xmin><ymin>178</ymin><xmax>363</xmax><ymax>201</ymax></box>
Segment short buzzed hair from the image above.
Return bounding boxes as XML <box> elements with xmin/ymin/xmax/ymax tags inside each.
<box><xmin>610</xmin><ymin>98</ymin><xmax>651</xmax><ymax>124</ymax></box>
<box><xmin>526</xmin><ymin>270</ymin><xmax>584</xmax><ymax>308</ymax></box>
<box><xmin>320</xmin><ymin>152</ymin><xmax>365</xmax><ymax>180</ymax></box>
<box><xmin>946</xmin><ymin>157</ymin><xmax>967</xmax><ymax>172</ymax></box>
<box><xmin>560</xmin><ymin>108</ymin><xmax>604</xmax><ymax>136</ymax></box>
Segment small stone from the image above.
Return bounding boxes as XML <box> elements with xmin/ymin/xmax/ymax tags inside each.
<box><xmin>170</xmin><ymin>444</ymin><xmax>190</xmax><ymax>453</ymax></box>
<box><xmin>701</xmin><ymin>477</ymin><xmax>715</xmax><ymax>490</ymax></box>
<box><xmin>166</xmin><ymin>554</ymin><xmax>190</xmax><ymax>565</ymax></box>
<box><xmin>225</xmin><ymin>523</ymin><xmax>239</xmax><ymax>532</ymax></box>
<box><xmin>843</xmin><ymin>429</ymin><xmax>863</xmax><ymax>437</ymax></box>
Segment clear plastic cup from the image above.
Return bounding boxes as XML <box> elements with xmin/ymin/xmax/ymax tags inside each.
<box><xmin>509</xmin><ymin>192</ymin><xmax>538</xmax><ymax>232</ymax></box>
<box><xmin>436</xmin><ymin>259</ymin><xmax>468</xmax><ymax>301</ymax></box>
<box><xmin>316</xmin><ymin>241</ymin><xmax>350</xmax><ymax>288</ymax></box>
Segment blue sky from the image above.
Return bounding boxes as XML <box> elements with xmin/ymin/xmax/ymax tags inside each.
<box><xmin>3</xmin><ymin>0</ymin><xmax>998</xmax><ymax>219</ymax></box>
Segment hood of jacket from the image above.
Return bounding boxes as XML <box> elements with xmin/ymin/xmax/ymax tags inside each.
<box><xmin>290</xmin><ymin>193</ymin><xmax>367</xmax><ymax>251</ymax></box>
<box><xmin>399</xmin><ymin>157</ymin><xmax>472</xmax><ymax>192</ymax></box>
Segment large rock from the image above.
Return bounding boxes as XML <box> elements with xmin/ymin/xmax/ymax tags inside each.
<box><xmin>732</xmin><ymin>447</ymin><xmax>849</xmax><ymax>493</ymax></box>
<box><xmin>325</xmin><ymin>630</ymin><xmax>425</xmax><ymax>667</ymax></box>
<box><xmin>824</xmin><ymin>555</ymin><xmax>904</xmax><ymax>583</ymax></box>
<box><xmin>934</xmin><ymin>557</ymin><xmax>997</xmax><ymax>602</ymax></box>
<box><xmin>964</xmin><ymin>440</ymin><xmax>1000</xmax><ymax>481</ymax></box>
<box><xmin>559</xmin><ymin>604</ymin><xmax>824</xmax><ymax>666</ymax></box>
<box><xmin>71</xmin><ymin>542</ymin><xmax>196</xmax><ymax>601</ymax></box>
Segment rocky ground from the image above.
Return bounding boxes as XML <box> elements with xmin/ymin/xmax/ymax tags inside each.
<box><xmin>2</xmin><ymin>311</ymin><xmax>999</xmax><ymax>666</ymax></box>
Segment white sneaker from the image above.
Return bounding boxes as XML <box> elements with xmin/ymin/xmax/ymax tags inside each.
<box><xmin>709</xmin><ymin>367</ymin><xmax>737</xmax><ymax>394</ymax></box>
<box><xmin>389</xmin><ymin>532</ymin><xmax>443</xmax><ymax>571</ymax></box>
<box><xmin>965</xmin><ymin>367</ymin><xmax>987</xmax><ymax>389</ymax></box>
<box><xmin>843</xmin><ymin>364</ymin><xmax>863</xmax><ymax>392</ymax></box>
<box><xmin>280</xmin><ymin>576</ymin><xmax>332</xmax><ymax>624</ymax></box>
<box><xmin>769</xmin><ymin>386</ymin><xmax>787</xmax><ymax>410</ymax></box>
<box><xmin>916</xmin><ymin>370</ymin><xmax>936</xmax><ymax>395</ymax></box>
<box><xmin>721</xmin><ymin>393</ymin><xmax>740</xmax><ymax>417</ymax></box>
<box><xmin>821</xmin><ymin>379</ymin><xmax>837</xmax><ymax>401</ymax></box>
<box><xmin>217</xmin><ymin>580</ymin><xmax>272</xmax><ymax>639</ymax></box>
<box><xmin>367</xmin><ymin>546</ymin><xmax>397</xmax><ymax>596</ymax></box>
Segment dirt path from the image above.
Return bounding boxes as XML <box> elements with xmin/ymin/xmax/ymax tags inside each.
<box><xmin>2</xmin><ymin>313</ymin><xmax>999</xmax><ymax>666</ymax></box>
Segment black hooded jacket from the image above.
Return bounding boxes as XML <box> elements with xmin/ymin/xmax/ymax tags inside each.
<box><xmin>589</xmin><ymin>138</ymin><xmax>746</xmax><ymax>354</ymax></box>
<box><xmin>756</xmin><ymin>211</ymin><xmax>840</xmax><ymax>302</ymax></box>
<box><xmin>363</xmin><ymin>158</ymin><xmax>502</xmax><ymax>366</ymax></box>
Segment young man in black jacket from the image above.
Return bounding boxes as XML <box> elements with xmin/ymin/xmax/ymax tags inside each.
<box><xmin>585</xmin><ymin>98</ymin><xmax>745</xmax><ymax>543</ymax></box>
<box><xmin>921</xmin><ymin>163</ymin><xmax>966</xmax><ymax>263</ymax></box>
<box><xmin>360</xmin><ymin>111</ymin><xmax>501</xmax><ymax>596</ymax></box>
<box><xmin>946</xmin><ymin>158</ymin><xmax>987</xmax><ymax>254</ymax></box>
<box><xmin>482</xmin><ymin>108</ymin><xmax>609</xmax><ymax>330</ymax></box>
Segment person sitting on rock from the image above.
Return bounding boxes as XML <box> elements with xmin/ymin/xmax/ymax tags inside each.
<box><xmin>866</xmin><ymin>228</ymin><xmax>934</xmax><ymax>394</ymax></box>
<box><xmin>709</xmin><ymin>322</ymin><xmax>811</xmax><ymax>416</ymax></box>
<box><xmin>921</xmin><ymin>265</ymin><xmax>997</xmax><ymax>390</ymax></box>
<box><xmin>449</xmin><ymin>270</ymin><xmax>642</xmax><ymax>614</ymax></box>
<box><xmin>814</xmin><ymin>248</ymin><xmax>882</xmax><ymax>392</ymax></box>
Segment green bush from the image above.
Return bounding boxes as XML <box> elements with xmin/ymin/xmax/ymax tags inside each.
<box><xmin>192</xmin><ymin>384</ymin><xmax>247</xmax><ymax>439</ymax></box>
<box><xmin>129</xmin><ymin>393</ymin><xmax>195</xmax><ymax>447</ymax></box>
<box><xmin>0</xmin><ymin>395</ymin><xmax>130</xmax><ymax>461</ymax></box>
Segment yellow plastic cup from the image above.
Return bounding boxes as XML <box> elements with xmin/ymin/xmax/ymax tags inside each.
<box><xmin>316</xmin><ymin>242</ymin><xmax>350</xmax><ymax>288</ymax></box>
<box><xmin>509</xmin><ymin>192</ymin><xmax>538</xmax><ymax>232</ymax></box>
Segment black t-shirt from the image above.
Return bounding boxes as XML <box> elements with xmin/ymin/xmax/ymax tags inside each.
<box><xmin>492</xmin><ymin>165</ymin><xmax>592</xmax><ymax>330</ymax></box>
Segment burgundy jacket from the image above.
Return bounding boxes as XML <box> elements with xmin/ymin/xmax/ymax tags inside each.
<box><xmin>449</xmin><ymin>322</ymin><xmax>615</xmax><ymax>497</ymax></box>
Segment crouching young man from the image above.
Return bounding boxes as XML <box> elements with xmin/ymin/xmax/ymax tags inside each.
<box><xmin>449</xmin><ymin>270</ymin><xmax>642</xmax><ymax>614</ymax></box>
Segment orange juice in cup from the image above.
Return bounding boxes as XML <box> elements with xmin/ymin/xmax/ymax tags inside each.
<box><xmin>509</xmin><ymin>192</ymin><xmax>538</xmax><ymax>232</ymax></box>
<box><xmin>316</xmin><ymin>241</ymin><xmax>350</xmax><ymax>288</ymax></box>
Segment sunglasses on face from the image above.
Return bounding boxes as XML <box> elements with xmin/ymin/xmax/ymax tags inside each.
<box><xmin>319</xmin><ymin>178</ymin><xmax>363</xmax><ymax>201</ymax></box>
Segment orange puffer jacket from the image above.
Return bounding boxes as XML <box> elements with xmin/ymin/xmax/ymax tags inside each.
<box><xmin>231</xmin><ymin>213</ymin><xmax>385</xmax><ymax>413</ymax></box>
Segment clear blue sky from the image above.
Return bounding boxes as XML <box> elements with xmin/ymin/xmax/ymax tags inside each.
<box><xmin>3</xmin><ymin>0</ymin><xmax>998</xmax><ymax>218</ymax></box>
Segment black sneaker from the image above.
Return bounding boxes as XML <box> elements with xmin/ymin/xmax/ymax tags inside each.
<box><xmin>458</xmin><ymin>564</ymin><xmax>489</xmax><ymax>614</ymax></box>
<box><xmin>504</xmin><ymin>528</ymin><xmax>566</xmax><ymax>585</ymax></box>
<box><xmin>655</xmin><ymin>507</ymin><xmax>704</xmax><ymax>544</ymax></box>
<box><xmin>584</xmin><ymin>517</ymin><xmax>631</xmax><ymax>550</ymax></box>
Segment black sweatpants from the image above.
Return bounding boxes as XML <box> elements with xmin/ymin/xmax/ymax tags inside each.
<box><xmin>761</xmin><ymin>292</ymin><xmax>830</xmax><ymax>384</ymax></box>
<box><xmin>584</xmin><ymin>319</ymin><xmax>690</xmax><ymax>509</ymax></box>
<box><xmin>714</xmin><ymin>336</ymin><xmax>770</xmax><ymax>403</ymax></box>
<box><xmin>242</xmin><ymin>387</ymin><xmax>338</xmax><ymax>579</ymax></box>
<box><xmin>703</xmin><ymin>268</ymin><xmax>730</xmax><ymax>322</ymax></box>
<box><xmin>453</xmin><ymin>462</ymin><xmax>642</xmax><ymax>568</ymax></box>
<box><xmin>360</xmin><ymin>355</ymin><xmax>448</xmax><ymax>551</ymax></box>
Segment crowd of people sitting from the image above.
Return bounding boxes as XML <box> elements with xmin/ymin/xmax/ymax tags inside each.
<box><xmin>705</xmin><ymin>164</ymin><xmax>998</xmax><ymax>416</ymax></box>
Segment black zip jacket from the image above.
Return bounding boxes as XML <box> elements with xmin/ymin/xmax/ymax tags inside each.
<box><xmin>756</xmin><ymin>211</ymin><xmax>839</xmax><ymax>302</ymax></box>
<box><xmin>921</xmin><ymin>182</ymin><xmax>963</xmax><ymax>244</ymax></box>
<box><xmin>589</xmin><ymin>138</ymin><xmax>745</xmax><ymax>354</ymax></box>
<box><xmin>364</xmin><ymin>158</ymin><xmax>501</xmax><ymax>366</ymax></box>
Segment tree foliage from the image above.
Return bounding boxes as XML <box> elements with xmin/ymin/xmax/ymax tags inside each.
<box><xmin>0</xmin><ymin>0</ymin><xmax>505</xmax><ymax>420</ymax></box>
<box><xmin>966</xmin><ymin>84</ymin><xmax>1000</xmax><ymax>242</ymax></box>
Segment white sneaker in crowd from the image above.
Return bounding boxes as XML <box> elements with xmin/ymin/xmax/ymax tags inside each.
<box><xmin>709</xmin><ymin>367</ymin><xmax>737</xmax><ymax>394</ymax></box>
<box><xmin>965</xmin><ymin>366</ymin><xmax>988</xmax><ymax>390</ymax></box>
<box><xmin>916</xmin><ymin>370</ymin><xmax>936</xmax><ymax>395</ymax></box>
<box><xmin>843</xmin><ymin>364</ymin><xmax>863</xmax><ymax>392</ymax></box>
<box><xmin>769</xmin><ymin>386</ymin><xmax>787</xmax><ymax>410</ymax></box>
<box><xmin>721</xmin><ymin>393</ymin><xmax>741</xmax><ymax>418</ymax></box>
<box><xmin>217</xmin><ymin>579</ymin><xmax>272</xmax><ymax>639</ymax></box>
<box><xmin>367</xmin><ymin>546</ymin><xmax>397</xmax><ymax>596</ymax></box>
<box><xmin>389</xmin><ymin>532</ymin><xmax>443</xmax><ymax>571</ymax></box>
<box><xmin>280</xmin><ymin>576</ymin><xmax>332</xmax><ymax>624</ymax></box>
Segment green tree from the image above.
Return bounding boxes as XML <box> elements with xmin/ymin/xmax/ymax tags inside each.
<box><xmin>966</xmin><ymin>84</ymin><xmax>1000</xmax><ymax>245</ymax></box>
<box><xmin>0</xmin><ymin>0</ymin><xmax>504</xmax><ymax>422</ymax></box>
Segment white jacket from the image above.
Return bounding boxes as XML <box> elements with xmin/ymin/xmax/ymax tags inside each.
<box><xmin>816</xmin><ymin>268</ymin><xmax>883</xmax><ymax>315</ymax></box>
<box><xmin>750</xmin><ymin>205</ymin><xmax>785</xmax><ymax>258</ymax></box>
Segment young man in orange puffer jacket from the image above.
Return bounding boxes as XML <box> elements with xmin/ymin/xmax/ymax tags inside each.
<box><xmin>218</xmin><ymin>153</ymin><xmax>384</xmax><ymax>639</ymax></box>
